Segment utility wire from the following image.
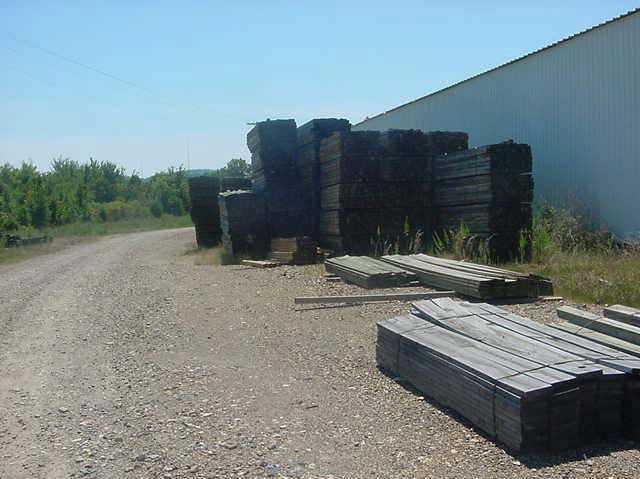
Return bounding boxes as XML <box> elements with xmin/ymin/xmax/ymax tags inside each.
<box><xmin>5</xmin><ymin>32</ymin><xmax>211</xmax><ymax>116</ymax></box>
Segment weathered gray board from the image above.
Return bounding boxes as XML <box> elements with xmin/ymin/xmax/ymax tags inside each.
<box><xmin>380</xmin><ymin>254</ymin><xmax>551</xmax><ymax>299</ymax></box>
<box><xmin>377</xmin><ymin>315</ymin><xmax>579</xmax><ymax>452</ymax></box>
<box><xmin>412</xmin><ymin>298</ymin><xmax>616</xmax><ymax>443</ymax></box>
<box><xmin>428</xmin><ymin>300</ymin><xmax>640</xmax><ymax>440</ymax></box>
<box><xmin>604</xmin><ymin>304</ymin><xmax>640</xmax><ymax>327</ymax></box>
<box><xmin>325</xmin><ymin>255</ymin><xmax>417</xmax><ymax>289</ymax></box>
<box><xmin>551</xmin><ymin>321</ymin><xmax>640</xmax><ymax>357</ymax></box>
<box><xmin>558</xmin><ymin>306</ymin><xmax>640</xmax><ymax>345</ymax></box>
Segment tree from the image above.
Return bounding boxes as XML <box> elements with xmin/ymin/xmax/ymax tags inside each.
<box><xmin>219</xmin><ymin>158</ymin><xmax>250</xmax><ymax>178</ymax></box>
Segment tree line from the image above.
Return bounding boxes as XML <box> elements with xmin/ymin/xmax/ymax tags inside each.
<box><xmin>0</xmin><ymin>157</ymin><xmax>250</xmax><ymax>232</ymax></box>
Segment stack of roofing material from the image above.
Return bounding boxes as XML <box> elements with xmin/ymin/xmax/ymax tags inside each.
<box><xmin>247</xmin><ymin>119</ymin><xmax>308</xmax><ymax>237</ymax></box>
<box><xmin>221</xmin><ymin>177</ymin><xmax>252</xmax><ymax>192</ymax></box>
<box><xmin>433</xmin><ymin>142</ymin><xmax>534</xmax><ymax>260</ymax></box>
<box><xmin>324</xmin><ymin>255</ymin><xmax>418</xmax><ymax>289</ymax></box>
<box><xmin>268</xmin><ymin>237</ymin><xmax>318</xmax><ymax>265</ymax></box>
<box><xmin>318</xmin><ymin>130</ymin><xmax>468</xmax><ymax>254</ymax></box>
<box><xmin>554</xmin><ymin>306</ymin><xmax>640</xmax><ymax>355</ymax></box>
<box><xmin>218</xmin><ymin>191</ymin><xmax>268</xmax><ymax>258</ymax></box>
<box><xmin>380</xmin><ymin>254</ymin><xmax>552</xmax><ymax>299</ymax></box>
<box><xmin>377</xmin><ymin>299</ymin><xmax>640</xmax><ymax>451</ymax></box>
<box><xmin>297</xmin><ymin>119</ymin><xmax>351</xmax><ymax>240</ymax></box>
<box><xmin>188</xmin><ymin>176</ymin><xmax>221</xmax><ymax>247</ymax></box>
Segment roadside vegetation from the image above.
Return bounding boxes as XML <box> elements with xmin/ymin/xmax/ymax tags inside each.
<box><xmin>434</xmin><ymin>205</ymin><xmax>640</xmax><ymax>307</ymax></box>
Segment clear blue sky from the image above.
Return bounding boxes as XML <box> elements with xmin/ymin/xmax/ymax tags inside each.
<box><xmin>1</xmin><ymin>1</ymin><xmax>637</xmax><ymax>175</ymax></box>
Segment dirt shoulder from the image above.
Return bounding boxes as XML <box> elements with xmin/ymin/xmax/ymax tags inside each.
<box><xmin>0</xmin><ymin>228</ymin><xmax>637</xmax><ymax>479</ymax></box>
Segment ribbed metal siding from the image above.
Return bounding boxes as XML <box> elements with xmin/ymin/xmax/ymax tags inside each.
<box><xmin>354</xmin><ymin>13</ymin><xmax>640</xmax><ymax>236</ymax></box>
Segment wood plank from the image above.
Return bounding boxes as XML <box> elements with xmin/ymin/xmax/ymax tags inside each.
<box><xmin>241</xmin><ymin>260</ymin><xmax>279</xmax><ymax>268</ymax></box>
<box><xmin>604</xmin><ymin>304</ymin><xmax>640</xmax><ymax>327</ymax></box>
<box><xmin>558</xmin><ymin>306</ymin><xmax>640</xmax><ymax>345</ymax></box>
<box><xmin>294</xmin><ymin>291</ymin><xmax>455</xmax><ymax>305</ymax></box>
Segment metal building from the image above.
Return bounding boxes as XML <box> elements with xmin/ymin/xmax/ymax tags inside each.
<box><xmin>354</xmin><ymin>9</ymin><xmax>640</xmax><ymax>238</ymax></box>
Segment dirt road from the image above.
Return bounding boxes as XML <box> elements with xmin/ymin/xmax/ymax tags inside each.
<box><xmin>1</xmin><ymin>228</ymin><xmax>638</xmax><ymax>478</ymax></box>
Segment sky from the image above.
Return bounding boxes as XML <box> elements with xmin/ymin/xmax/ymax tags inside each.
<box><xmin>1</xmin><ymin>1</ymin><xmax>638</xmax><ymax>175</ymax></box>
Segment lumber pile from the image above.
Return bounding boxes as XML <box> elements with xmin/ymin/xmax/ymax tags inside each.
<box><xmin>324</xmin><ymin>255</ymin><xmax>417</xmax><ymax>289</ymax></box>
<box><xmin>557</xmin><ymin>306</ymin><xmax>640</xmax><ymax>345</ymax></box>
<box><xmin>604</xmin><ymin>304</ymin><xmax>640</xmax><ymax>327</ymax></box>
<box><xmin>380</xmin><ymin>254</ymin><xmax>552</xmax><ymax>299</ymax></box>
<box><xmin>297</xmin><ymin>119</ymin><xmax>351</xmax><ymax>239</ymax></box>
<box><xmin>247</xmin><ymin>119</ymin><xmax>309</xmax><ymax>237</ymax></box>
<box><xmin>268</xmin><ymin>237</ymin><xmax>317</xmax><ymax>265</ymax></box>
<box><xmin>433</xmin><ymin>141</ymin><xmax>533</xmax><ymax>260</ymax></box>
<box><xmin>188</xmin><ymin>176</ymin><xmax>221</xmax><ymax>247</ymax></box>
<box><xmin>221</xmin><ymin>177</ymin><xmax>252</xmax><ymax>192</ymax></box>
<box><xmin>377</xmin><ymin>299</ymin><xmax>640</xmax><ymax>452</ymax></box>
<box><xmin>318</xmin><ymin>130</ymin><xmax>468</xmax><ymax>254</ymax></box>
<box><xmin>218</xmin><ymin>191</ymin><xmax>268</xmax><ymax>258</ymax></box>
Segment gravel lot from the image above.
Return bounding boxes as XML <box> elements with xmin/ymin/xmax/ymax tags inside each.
<box><xmin>0</xmin><ymin>227</ymin><xmax>637</xmax><ymax>478</ymax></box>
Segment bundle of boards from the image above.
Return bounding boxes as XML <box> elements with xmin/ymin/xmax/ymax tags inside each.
<box><xmin>218</xmin><ymin>191</ymin><xmax>268</xmax><ymax>258</ymax></box>
<box><xmin>377</xmin><ymin>298</ymin><xmax>640</xmax><ymax>452</ymax></box>
<box><xmin>433</xmin><ymin>141</ymin><xmax>533</xmax><ymax>259</ymax></box>
<box><xmin>317</xmin><ymin>130</ymin><xmax>468</xmax><ymax>255</ymax></box>
<box><xmin>268</xmin><ymin>237</ymin><xmax>318</xmax><ymax>265</ymax></box>
<box><xmin>380</xmin><ymin>254</ymin><xmax>552</xmax><ymax>299</ymax></box>
<box><xmin>188</xmin><ymin>176</ymin><xmax>221</xmax><ymax>247</ymax></box>
<box><xmin>554</xmin><ymin>305</ymin><xmax>640</xmax><ymax>357</ymax></box>
<box><xmin>324</xmin><ymin>255</ymin><xmax>417</xmax><ymax>289</ymax></box>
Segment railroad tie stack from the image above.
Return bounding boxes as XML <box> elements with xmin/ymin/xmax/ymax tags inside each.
<box><xmin>268</xmin><ymin>237</ymin><xmax>318</xmax><ymax>265</ymax></box>
<box><xmin>218</xmin><ymin>190</ymin><xmax>268</xmax><ymax>258</ymax></box>
<box><xmin>188</xmin><ymin>176</ymin><xmax>221</xmax><ymax>247</ymax></box>
<box><xmin>247</xmin><ymin>119</ymin><xmax>309</xmax><ymax>237</ymax></box>
<box><xmin>377</xmin><ymin>299</ymin><xmax>640</xmax><ymax>451</ymax></box>
<box><xmin>221</xmin><ymin>177</ymin><xmax>252</xmax><ymax>192</ymax></box>
<box><xmin>380</xmin><ymin>254</ymin><xmax>552</xmax><ymax>299</ymax></box>
<box><xmin>318</xmin><ymin>130</ymin><xmax>468</xmax><ymax>254</ymax></box>
<box><xmin>297</xmin><ymin>119</ymin><xmax>351</xmax><ymax>240</ymax></box>
<box><xmin>324</xmin><ymin>255</ymin><xmax>417</xmax><ymax>288</ymax></box>
<box><xmin>433</xmin><ymin>141</ymin><xmax>533</xmax><ymax>260</ymax></box>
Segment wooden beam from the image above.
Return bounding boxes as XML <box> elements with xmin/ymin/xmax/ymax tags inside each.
<box><xmin>294</xmin><ymin>291</ymin><xmax>455</xmax><ymax>305</ymax></box>
<box><xmin>241</xmin><ymin>260</ymin><xmax>279</xmax><ymax>268</ymax></box>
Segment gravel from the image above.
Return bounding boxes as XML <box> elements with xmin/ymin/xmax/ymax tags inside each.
<box><xmin>0</xmin><ymin>227</ymin><xmax>637</xmax><ymax>478</ymax></box>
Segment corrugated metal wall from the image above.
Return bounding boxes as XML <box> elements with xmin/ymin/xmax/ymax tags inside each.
<box><xmin>354</xmin><ymin>12</ymin><xmax>640</xmax><ymax>237</ymax></box>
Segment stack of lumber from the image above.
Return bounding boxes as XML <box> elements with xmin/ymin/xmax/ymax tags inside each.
<box><xmin>218</xmin><ymin>191</ymin><xmax>268</xmax><ymax>258</ymax></box>
<box><xmin>221</xmin><ymin>177</ymin><xmax>251</xmax><ymax>192</ymax></box>
<box><xmin>380</xmin><ymin>254</ymin><xmax>552</xmax><ymax>299</ymax></box>
<box><xmin>268</xmin><ymin>237</ymin><xmax>317</xmax><ymax>265</ymax></box>
<box><xmin>554</xmin><ymin>306</ymin><xmax>640</xmax><ymax>357</ymax></box>
<box><xmin>297</xmin><ymin>119</ymin><xmax>351</xmax><ymax>239</ymax></box>
<box><xmin>433</xmin><ymin>141</ymin><xmax>533</xmax><ymax>260</ymax></box>
<box><xmin>324</xmin><ymin>255</ymin><xmax>417</xmax><ymax>289</ymax></box>
<box><xmin>247</xmin><ymin>119</ymin><xmax>308</xmax><ymax>237</ymax></box>
<box><xmin>318</xmin><ymin>130</ymin><xmax>468</xmax><ymax>254</ymax></box>
<box><xmin>377</xmin><ymin>298</ymin><xmax>640</xmax><ymax>451</ymax></box>
<box><xmin>188</xmin><ymin>176</ymin><xmax>221</xmax><ymax>247</ymax></box>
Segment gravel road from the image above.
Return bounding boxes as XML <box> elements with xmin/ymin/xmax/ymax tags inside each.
<box><xmin>1</xmin><ymin>227</ymin><xmax>638</xmax><ymax>478</ymax></box>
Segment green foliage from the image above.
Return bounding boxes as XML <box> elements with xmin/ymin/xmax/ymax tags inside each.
<box><xmin>217</xmin><ymin>158</ymin><xmax>251</xmax><ymax>178</ymax></box>
<box><xmin>0</xmin><ymin>158</ymin><xmax>193</xmax><ymax>234</ymax></box>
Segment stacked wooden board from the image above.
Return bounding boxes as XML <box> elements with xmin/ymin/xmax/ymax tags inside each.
<box><xmin>268</xmin><ymin>237</ymin><xmax>318</xmax><ymax>265</ymax></box>
<box><xmin>247</xmin><ymin>119</ymin><xmax>308</xmax><ymax>237</ymax></box>
<box><xmin>377</xmin><ymin>298</ymin><xmax>640</xmax><ymax>452</ymax></box>
<box><xmin>297</xmin><ymin>119</ymin><xmax>351</xmax><ymax>240</ymax></box>
<box><xmin>553</xmin><ymin>306</ymin><xmax>640</xmax><ymax>357</ymax></box>
<box><xmin>324</xmin><ymin>255</ymin><xmax>417</xmax><ymax>289</ymax></box>
<box><xmin>318</xmin><ymin>130</ymin><xmax>468</xmax><ymax>254</ymax></box>
<box><xmin>218</xmin><ymin>190</ymin><xmax>268</xmax><ymax>258</ymax></box>
<box><xmin>380</xmin><ymin>254</ymin><xmax>552</xmax><ymax>299</ymax></box>
<box><xmin>188</xmin><ymin>176</ymin><xmax>221</xmax><ymax>247</ymax></box>
<box><xmin>433</xmin><ymin>141</ymin><xmax>534</xmax><ymax>260</ymax></box>
<box><xmin>221</xmin><ymin>177</ymin><xmax>252</xmax><ymax>192</ymax></box>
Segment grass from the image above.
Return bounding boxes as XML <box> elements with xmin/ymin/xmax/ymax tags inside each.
<box><xmin>509</xmin><ymin>251</ymin><xmax>640</xmax><ymax>307</ymax></box>
<box><xmin>42</xmin><ymin>214</ymin><xmax>192</xmax><ymax>237</ymax></box>
<box><xmin>1</xmin><ymin>215</ymin><xmax>193</xmax><ymax>265</ymax></box>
